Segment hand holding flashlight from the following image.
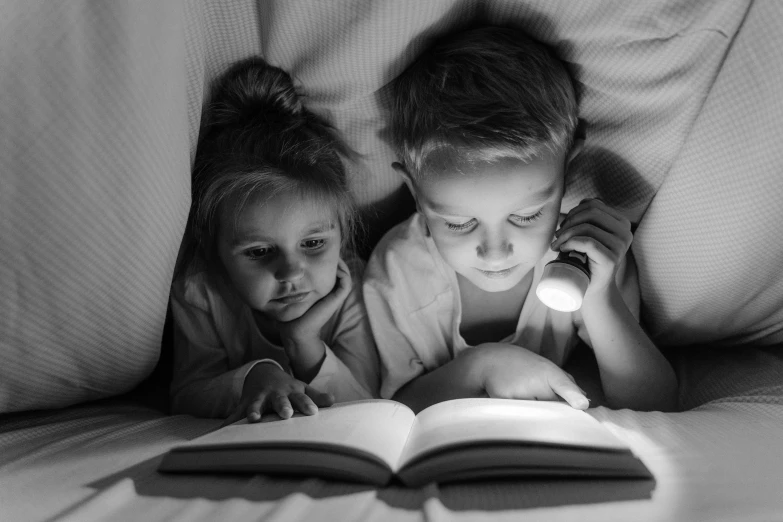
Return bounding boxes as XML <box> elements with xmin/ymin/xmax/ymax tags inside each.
<box><xmin>537</xmin><ymin>199</ymin><xmax>632</xmax><ymax>311</ymax></box>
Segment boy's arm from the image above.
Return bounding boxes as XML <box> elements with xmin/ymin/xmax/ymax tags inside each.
<box><xmin>391</xmin><ymin>353</ymin><xmax>485</xmax><ymax>413</ymax></box>
<box><xmin>554</xmin><ymin>199</ymin><xmax>677</xmax><ymax>411</ymax></box>
<box><xmin>579</xmin><ymin>284</ymin><xmax>677</xmax><ymax>411</ymax></box>
<box><xmin>364</xmin><ymin>257</ymin><xmax>587</xmax><ymax>413</ymax></box>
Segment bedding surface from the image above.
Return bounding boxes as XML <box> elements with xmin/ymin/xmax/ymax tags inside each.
<box><xmin>2</xmin><ymin>347</ymin><xmax>781</xmax><ymax>522</ymax></box>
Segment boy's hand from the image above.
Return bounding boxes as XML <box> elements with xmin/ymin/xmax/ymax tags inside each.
<box><xmin>550</xmin><ymin>198</ymin><xmax>633</xmax><ymax>298</ymax></box>
<box><xmin>472</xmin><ymin>343</ymin><xmax>589</xmax><ymax>409</ymax></box>
<box><xmin>224</xmin><ymin>362</ymin><xmax>334</xmax><ymax>426</ymax></box>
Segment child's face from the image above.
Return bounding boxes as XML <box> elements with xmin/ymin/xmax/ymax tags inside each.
<box><xmin>414</xmin><ymin>153</ymin><xmax>565</xmax><ymax>293</ymax></box>
<box><xmin>217</xmin><ymin>190</ymin><xmax>342</xmax><ymax>322</ymax></box>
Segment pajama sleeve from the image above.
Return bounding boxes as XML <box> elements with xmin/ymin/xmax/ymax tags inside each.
<box><xmin>169</xmin><ymin>277</ymin><xmax>283</xmax><ymax>418</ymax></box>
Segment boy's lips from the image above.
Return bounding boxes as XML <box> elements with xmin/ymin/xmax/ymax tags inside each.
<box><xmin>273</xmin><ymin>291</ymin><xmax>311</xmax><ymax>304</ymax></box>
<box><xmin>475</xmin><ymin>264</ymin><xmax>519</xmax><ymax>279</ymax></box>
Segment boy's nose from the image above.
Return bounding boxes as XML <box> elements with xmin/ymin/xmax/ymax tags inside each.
<box><xmin>477</xmin><ymin>235</ymin><xmax>513</xmax><ymax>264</ymax></box>
<box><xmin>274</xmin><ymin>254</ymin><xmax>305</xmax><ymax>283</ymax></box>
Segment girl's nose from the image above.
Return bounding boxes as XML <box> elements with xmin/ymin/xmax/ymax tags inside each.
<box><xmin>274</xmin><ymin>253</ymin><xmax>305</xmax><ymax>283</ymax></box>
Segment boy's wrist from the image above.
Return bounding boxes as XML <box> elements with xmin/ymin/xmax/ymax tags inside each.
<box><xmin>581</xmin><ymin>283</ymin><xmax>627</xmax><ymax>329</ymax></box>
<box><xmin>459</xmin><ymin>346</ymin><xmax>492</xmax><ymax>393</ymax></box>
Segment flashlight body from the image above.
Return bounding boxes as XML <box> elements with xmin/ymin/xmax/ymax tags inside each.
<box><xmin>535</xmin><ymin>251</ymin><xmax>591</xmax><ymax>312</ymax></box>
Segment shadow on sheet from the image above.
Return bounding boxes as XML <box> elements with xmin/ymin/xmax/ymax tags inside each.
<box><xmin>87</xmin><ymin>453</ymin><xmax>655</xmax><ymax>512</ymax></box>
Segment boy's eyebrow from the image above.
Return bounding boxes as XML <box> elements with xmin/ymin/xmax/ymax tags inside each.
<box><xmin>428</xmin><ymin>182</ymin><xmax>560</xmax><ymax>215</ymax></box>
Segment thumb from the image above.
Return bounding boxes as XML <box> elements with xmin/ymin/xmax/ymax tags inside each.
<box><xmin>304</xmin><ymin>385</ymin><xmax>335</xmax><ymax>408</ymax></box>
<box><xmin>549</xmin><ymin>373</ymin><xmax>590</xmax><ymax>410</ymax></box>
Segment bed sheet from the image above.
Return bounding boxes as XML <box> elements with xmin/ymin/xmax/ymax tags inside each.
<box><xmin>2</xmin><ymin>347</ymin><xmax>781</xmax><ymax>522</ymax></box>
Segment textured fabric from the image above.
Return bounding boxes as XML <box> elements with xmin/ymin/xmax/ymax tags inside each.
<box><xmin>0</xmin><ymin>0</ymin><xmax>264</xmax><ymax>413</ymax></box>
<box><xmin>169</xmin><ymin>257</ymin><xmax>378</xmax><ymax>417</ymax></box>
<box><xmin>0</xmin><ymin>0</ymin><xmax>773</xmax><ymax>413</ymax></box>
<box><xmin>364</xmin><ymin>213</ymin><xmax>640</xmax><ymax>399</ymax></box>
<box><xmin>2</xmin><ymin>346</ymin><xmax>782</xmax><ymax>522</ymax></box>
<box><xmin>634</xmin><ymin>0</ymin><xmax>783</xmax><ymax>346</ymax></box>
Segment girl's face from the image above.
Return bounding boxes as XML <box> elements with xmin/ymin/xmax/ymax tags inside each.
<box><xmin>413</xmin><ymin>153</ymin><xmax>565</xmax><ymax>293</ymax></box>
<box><xmin>217</xmin><ymin>190</ymin><xmax>342</xmax><ymax>323</ymax></box>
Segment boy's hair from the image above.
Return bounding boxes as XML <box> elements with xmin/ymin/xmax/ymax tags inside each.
<box><xmin>390</xmin><ymin>26</ymin><xmax>578</xmax><ymax>180</ymax></box>
<box><xmin>182</xmin><ymin>57</ymin><xmax>359</xmax><ymax>274</ymax></box>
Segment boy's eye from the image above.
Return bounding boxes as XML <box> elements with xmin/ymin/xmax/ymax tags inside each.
<box><xmin>302</xmin><ymin>238</ymin><xmax>326</xmax><ymax>250</ymax></box>
<box><xmin>445</xmin><ymin>219</ymin><xmax>477</xmax><ymax>232</ymax></box>
<box><xmin>509</xmin><ymin>210</ymin><xmax>543</xmax><ymax>225</ymax></box>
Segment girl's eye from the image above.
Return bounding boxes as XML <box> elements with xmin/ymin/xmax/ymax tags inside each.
<box><xmin>509</xmin><ymin>210</ymin><xmax>543</xmax><ymax>225</ymax></box>
<box><xmin>302</xmin><ymin>238</ymin><xmax>326</xmax><ymax>250</ymax></box>
<box><xmin>445</xmin><ymin>219</ymin><xmax>477</xmax><ymax>232</ymax></box>
<box><xmin>245</xmin><ymin>247</ymin><xmax>272</xmax><ymax>260</ymax></box>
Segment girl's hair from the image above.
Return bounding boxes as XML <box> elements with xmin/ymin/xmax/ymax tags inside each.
<box><xmin>181</xmin><ymin>57</ymin><xmax>359</xmax><ymax>275</ymax></box>
<box><xmin>390</xmin><ymin>26</ymin><xmax>578</xmax><ymax>181</ymax></box>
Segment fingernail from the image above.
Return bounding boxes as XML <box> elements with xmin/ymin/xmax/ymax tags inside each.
<box><xmin>249</xmin><ymin>412</ymin><xmax>260</xmax><ymax>421</ymax></box>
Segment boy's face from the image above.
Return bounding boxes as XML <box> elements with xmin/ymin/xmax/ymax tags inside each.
<box><xmin>217</xmin><ymin>190</ymin><xmax>342</xmax><ymax>322</ymax></box>
<box><xmin>412</xmin><ymin>153</ymin><xmax>565</xmax><ymax>293</ymax></box>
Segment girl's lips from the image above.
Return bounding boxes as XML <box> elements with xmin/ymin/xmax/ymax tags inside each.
<box><xmin>273</xmin><ymin>291</ymin><xmax>310</xmax><ymax>304</ymax></box>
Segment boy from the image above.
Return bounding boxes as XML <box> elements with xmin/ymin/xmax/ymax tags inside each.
<box><xmin>364</xmin><ymin>26</ymin><xmax>676</xmax><ymax>413</ymax></box>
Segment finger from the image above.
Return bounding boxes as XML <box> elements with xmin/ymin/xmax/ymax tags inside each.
<box><xmin>271</xmin><ymin>393</ymin><xmax>294</xmax><ymax>420</ymax></box>
<box><xmin>552</xmin><ymin>223</ymin><xmax>627</xmax><ymax>257</ymax></box>
<box><xmin>557</xmin><ymin>234</ymin><xmax>619</xmax><ymax>267</ymax></box>
<box><xmin>572</xmin><ymin>198</ymin><xmax>627</xmax><ymax>222</ymax></box>
<box><xmin>334</xmin><ymin>260</ymin><xmax>353</xmax><ymax>294</ymax></box>
<box><xmin>557</xmin><ymin>208</ymin><xmax>630</xmax><ymax>239</ymax></box>
<box><xmin>246</xmin><ymin>394</ymin><xmax>267</xmax><ymax>423</ymax></box>
<box><xmin>304</xmin><ymin>385</ymin><xmax>335</xmax><ymax>408</ymax></box>
<box><xmin>289</xmin><ymin>392</ymin><xmax>319</xmax><ymax>415</ymax></box>
<box><xmin>337</xmin><ymin>257</ymin><xmax>351</xmax><ymax>277</ymax></box>
<box><xmin>549</xmin><ymin>373</ymin><xmax>590</xmax><ymax>410</ymax></box>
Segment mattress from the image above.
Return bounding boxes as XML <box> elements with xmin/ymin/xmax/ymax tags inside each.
<box><xmin>2</xmin><ymin>347</ymin><xmax>781</xmax><ymax>522</ymax></box>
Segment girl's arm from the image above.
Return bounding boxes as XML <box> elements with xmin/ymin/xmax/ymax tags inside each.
<box><xmin>170</xmin><ymin>281</ymin><xmax>271</xmax><ymax>417</ymax></box>
<box><xmin>305</xmin><ymin>281</ymin><xmax>381</xmax><ymax>400</ymax></box>
<box><xmin>171</xmin><ymin>274</ymin><xmax>331</xmax><ymax>419</ymax></box>
<box><xmin>553</xmin><ymin>199</ymin><xmax>677</xmax><ymax>411</ymax></box>
<box><xmin>278</xmin><ymin>258</ymin><xmax>379</xmax><ymax>400</ymax></box>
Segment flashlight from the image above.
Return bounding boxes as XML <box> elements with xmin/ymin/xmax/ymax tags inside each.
<box><xmin>536</xmin><ymin>251</ymin><xmax>590</xmax><ymax>312</ymax></box>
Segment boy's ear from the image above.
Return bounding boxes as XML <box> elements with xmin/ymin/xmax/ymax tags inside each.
<box><xmin>392</xmin><ymin>162</ymin><xmax>421</xmax><ymax>210</ymax></box>
<box><xmin>566</xmin><ymin>137</ymin><xmax>585</xmax><ymax>167</ymax></box>
<box><xmin>566</xmin><ymin>118</ymin><xmax>586</xmax><ymax>167</ymax></box>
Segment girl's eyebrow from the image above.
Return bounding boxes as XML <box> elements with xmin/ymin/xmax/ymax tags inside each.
<box><xmin>302</xmin><ymin>221</ymin><xmax>336</xmax><ymax>235</ymax></box>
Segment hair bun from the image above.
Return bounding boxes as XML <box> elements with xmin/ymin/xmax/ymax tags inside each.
<box><xmin>208</xmin><ymin>57</ymin><xmax>303</xmax><ymax>131</ymax></box>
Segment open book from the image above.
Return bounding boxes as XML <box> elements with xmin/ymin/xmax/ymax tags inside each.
<box><xmin>159</xmin><ymin>398</ymin><xmax>652</xmax><ymax>487</ymax></box>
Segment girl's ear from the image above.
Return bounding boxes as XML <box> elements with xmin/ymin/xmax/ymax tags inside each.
<box><xmin>391</xmin><ymin>162</ymin><xmax>422</xmax><ymax>212</ymax></box>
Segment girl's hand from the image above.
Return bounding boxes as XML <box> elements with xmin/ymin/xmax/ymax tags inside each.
<box><xmin>224</xmin><ymin>362</ymin><xmax>334</xmax><ymax>426</ymax></box>
<box><xmin>471</xmin><ymin>343</ymin><xmax>589</xmax><ymax>409</ymax></box>
<box><xmin>276</xmin><ymin>258</ymin><xmax>352</xmax><ymax>381</ymax></box>
<box><xmin>550</xmin><ymin>198</ymin><xmax>633</xmax><ymax>299</ymax></box>
<box><xmin>277</xmin><ymin>258</ymin><xmax>352</xmax><ymax>346</ymax></box>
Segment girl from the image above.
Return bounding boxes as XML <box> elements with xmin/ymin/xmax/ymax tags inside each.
<box><xmin>170</xmin><ymin>57</ymin><xmax>379</xmax><ymax>423</ymax></box>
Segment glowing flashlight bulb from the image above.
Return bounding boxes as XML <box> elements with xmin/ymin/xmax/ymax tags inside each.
<box><xmin>536</xmin><ymin>251</ymin><xmax>590</xmax><ymax>312</ymax></box>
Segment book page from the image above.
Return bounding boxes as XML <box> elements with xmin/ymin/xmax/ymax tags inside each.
<box><xmin>399</xmin><ymin>398</ymin><xmax>628</xmax><ymax>467</ymax></box>
<box><xmin>181</xmin><ymin>400</ymin><xmax>416</xmax><ymax>470</ymax></box>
